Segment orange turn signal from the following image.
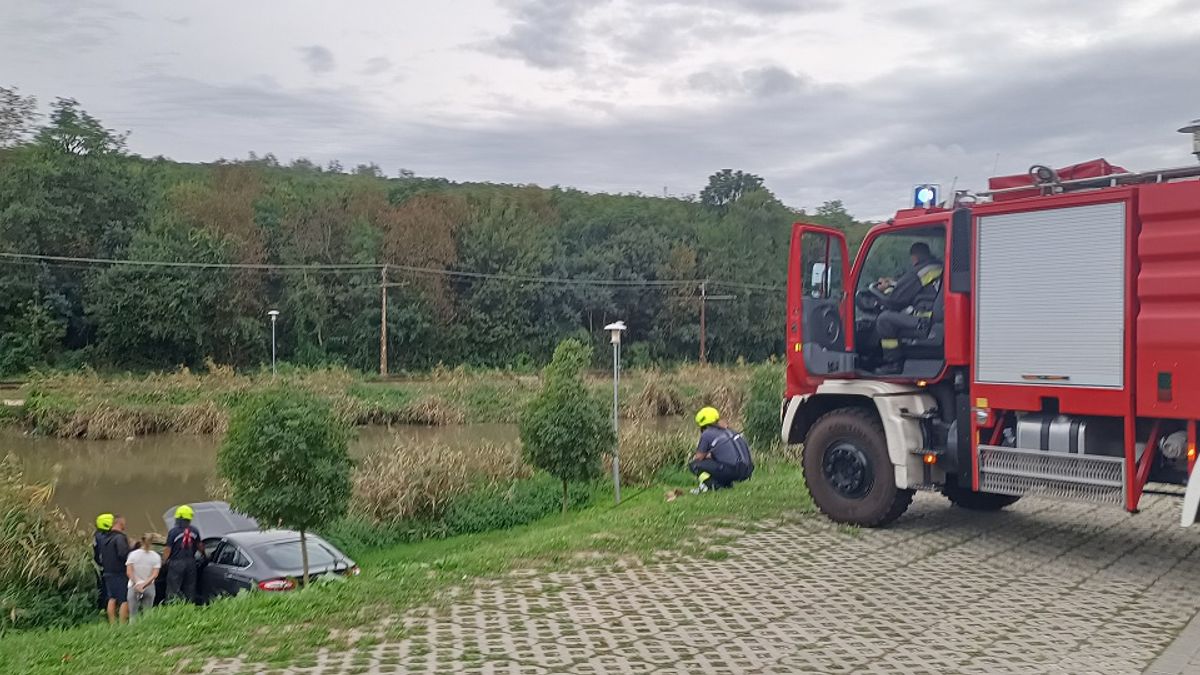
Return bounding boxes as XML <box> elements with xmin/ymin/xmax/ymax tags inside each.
<box><xmin>1188</xmin><ymin>443</ymin><xmax>1196</xmax><ymax>462</ymax></box>
<box><xmin>923</xmin><ymin>452</ymin><xmax>938</xmax><ymax>465</ymax></box>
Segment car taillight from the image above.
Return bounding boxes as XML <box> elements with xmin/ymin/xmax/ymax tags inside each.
<box><xmin>257</xmin><ymin>578</ymin><xmax>296</xmax><ymax>592</ymax></box>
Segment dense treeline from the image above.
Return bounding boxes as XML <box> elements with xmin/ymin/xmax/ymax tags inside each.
<box><xmin>0</xmin><ymin>89</ymin><xmax>873</xmax><ymax>375</ymax></box>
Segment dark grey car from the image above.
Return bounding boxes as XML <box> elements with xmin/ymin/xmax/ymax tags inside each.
<box><xmin>162</xmin><ymin>502</ymin><xmax>358</xmax><ymax>603</ymax></box>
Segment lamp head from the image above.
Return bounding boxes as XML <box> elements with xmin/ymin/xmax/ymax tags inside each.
<box><xmin>604</xmin><ymin>320</ymin><xmax>626</xmax><ymax>345</ymax></box>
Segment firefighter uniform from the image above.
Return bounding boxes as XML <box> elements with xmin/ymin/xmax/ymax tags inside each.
<box><xmin>877</xmin><ymin>255</ymin><xmax>943</xmax><ymax>372</ymax></box>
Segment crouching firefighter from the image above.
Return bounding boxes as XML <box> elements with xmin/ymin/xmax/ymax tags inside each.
<box><xmin>690</xmin><ymin>407</ymin><xmax>754</xmax><ymax>493</ymax></box>
<box><xmin>875</xmin><ymin>241</ymin><xmax>943</xmax><ymax>375</ymax></box>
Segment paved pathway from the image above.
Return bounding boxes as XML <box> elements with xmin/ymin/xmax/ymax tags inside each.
<box><xmin>205</xmin><ymin>491</ymin><xmax>1200</xmax><ymax>674</ymax></box>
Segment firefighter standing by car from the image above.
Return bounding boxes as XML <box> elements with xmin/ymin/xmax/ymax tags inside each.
<box><xmin>92</xmin><ymin>513</ymin><xmax>113</xmax><ymax>613</ymax></box>
<box><xmin>163</xmin><ymin>505</ymin><xmax>204</xmax><ymax>604</ymax></box>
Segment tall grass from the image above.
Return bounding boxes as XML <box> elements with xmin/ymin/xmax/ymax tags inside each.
<box><xmin>351</xmin><ymin>440</ymin><xmax>529</xmax><ymax>523</ymax></box>
<box><xmin>610</xmin><ymin>421</ymin><xmax>693</xmax><ymax>486</ymax></box>
<box><xmin>15</xmin><ymin>363</ymin><xmax>757</xmax><ymax>438</ymax></box>
<box><xmin>0</xmin><ymin>457</ymin><xmax>95</xmax><ymax>634</ymax></box>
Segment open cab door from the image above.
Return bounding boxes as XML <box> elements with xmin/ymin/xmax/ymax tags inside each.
<box><xmin>788</xmin><ymin>224</ymin><xmax>854</xmax><ymax>390</ymax></box>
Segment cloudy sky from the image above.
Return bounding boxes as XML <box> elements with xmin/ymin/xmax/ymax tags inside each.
<box><xmin>3</xmin><ymin>0</ymin><xmax>1198</xmax><ymax>218</ymax></box>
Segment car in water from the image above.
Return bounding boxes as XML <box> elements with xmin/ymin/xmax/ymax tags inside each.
<box><xmin>160</xmin><ymin>501</ymin><xmax>359</xmax><ymax>602</ymax></box>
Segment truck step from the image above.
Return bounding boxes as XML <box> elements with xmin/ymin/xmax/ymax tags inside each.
<box><xmin>978</xmin><ymin>445</ymin><xmax>1126</xmax><ymax>506</ymax></box>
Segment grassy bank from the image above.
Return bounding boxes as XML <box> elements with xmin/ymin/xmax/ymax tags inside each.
<box><xmin>9</xmin><ymin>363</ymin><xmax>753</xmax><ymax>439</ymax></box>
<box><xmin>0</xmin><ymin>461</ymin><xmax>809</xmax><ymax>674</ymax></box>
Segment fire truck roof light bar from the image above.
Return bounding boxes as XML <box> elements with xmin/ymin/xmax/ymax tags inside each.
<box><xmin>977</xmin><ymin>164</ymin><xmax>1200</xmax><ymax>198</ymax></box>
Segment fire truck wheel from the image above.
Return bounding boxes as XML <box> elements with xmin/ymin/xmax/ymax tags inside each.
<box><xmin>942</xmin><ymin>484</ymin><xmax>1021</xmax><ymax>511</ymax></box>
<box><xmin>802</xmin><ymin>408</ymin><xmax>914</xmax><ymax>527</ymax></box>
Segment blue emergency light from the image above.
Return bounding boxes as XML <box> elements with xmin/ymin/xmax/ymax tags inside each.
<box><xmin>913</xmin><ymin>184</ymin><xmax>939</xmax><ymax>208</ymax></box>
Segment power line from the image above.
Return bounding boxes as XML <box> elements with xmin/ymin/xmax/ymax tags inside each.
<box><xmin>0</xmin><ymin>252</ymin><xmax>784</xmax><ymax>292</ymax></box>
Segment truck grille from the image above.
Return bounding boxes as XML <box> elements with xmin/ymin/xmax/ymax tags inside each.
<box><xmin>978</xmin><ymin>445</ymin><xmax>1125</xmax><ymax>506</ymax></box>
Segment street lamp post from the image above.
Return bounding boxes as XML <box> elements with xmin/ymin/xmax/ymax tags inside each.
<box><xmin>267</xmin><ymin>310</ymin><xmax>280</xmax><ymax>375</ymax></box>
<box><xmin>604</xmin><ymin>321</ymin><xmax>626</xmax><ymax>504</ymax></box>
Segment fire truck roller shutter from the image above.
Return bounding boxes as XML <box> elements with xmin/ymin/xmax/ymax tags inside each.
<box><xmin>975</xmin><ymin>202</ymin><xmax>1126</xmax><ymax>388</ymax></box>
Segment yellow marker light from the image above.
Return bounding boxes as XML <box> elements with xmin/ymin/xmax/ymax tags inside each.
<box><xmin>1188</xmin><ymin>443</ymin><xmax>1197</xmax><ymax>462</ymax></box>
<box><xmin>917</xmin><ymin>380</ymin><xmax>928</xmax><ymax>387</ymax></box>
<box><xmin>923</xmin><ymin>452</ymin><xmax>938</xmax><ymax>465</ymax></box>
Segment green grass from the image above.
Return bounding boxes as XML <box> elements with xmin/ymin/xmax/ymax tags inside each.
<box><xmin>0</xmin><ymin>462</ymin><xmax>809</xmax><ymax>674</ymax></box>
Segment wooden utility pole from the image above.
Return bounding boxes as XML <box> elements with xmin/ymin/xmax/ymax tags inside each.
<box><xmin>379</xmin><ymin>265</ymin><xmax>388</xmax><ymax>376</ymax></box>
<box><xmin>698</xmin><ymin>280</ymin><xmax>735</xmax><ymax>365</ymax></box>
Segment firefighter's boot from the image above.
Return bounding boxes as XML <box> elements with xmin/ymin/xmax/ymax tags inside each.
<box><xmin>877</xmin><ymin>338</ymin><xmax>904</xmax><ymax>375</ymax></box>
<box><xmin>690</xmin><ymin>471</ymin><xmax>712</xmax><ymax>495</ymax></box>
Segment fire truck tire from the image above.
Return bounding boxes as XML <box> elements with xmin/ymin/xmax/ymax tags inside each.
<box><xmin>942</xmin><ymin>485</ymin><xmax>1021</xmax><ymax>511</ymax></box>
<box><xmin>802</xmin><ymin>407</ymin><xmax>914</xmax><ymax>527</ymax></box>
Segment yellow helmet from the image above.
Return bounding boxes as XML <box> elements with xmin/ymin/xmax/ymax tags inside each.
<box><xmin>174</xmin><ymin>505</ymin><xmax>194</xmax><ymax>521</ymax></box>
<box><xmin>695</xmin><ymin>406</ymin><xmax>720</xmax><ymax>428</ymax></box>
<box><xmin>95</xmin><ymin>513</ymin><xmax>114</xmax><ymax>531</ymax></box>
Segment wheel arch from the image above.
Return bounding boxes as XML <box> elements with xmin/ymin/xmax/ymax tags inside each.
<box><xmin>784</xmin><ymin>380</ymin><xmax>939</xmax><ymax>490</ymax></box>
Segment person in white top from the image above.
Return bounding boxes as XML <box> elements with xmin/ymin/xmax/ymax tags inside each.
<box><xmin>126</xmin><ymin>533</ymin><xmax>162</xmax><ymax>622</ymax></box>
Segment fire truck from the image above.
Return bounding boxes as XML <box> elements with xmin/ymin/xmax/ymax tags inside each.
<box><xmin>783</xmin><ymin>122</ymin><xmax>1200</xmax><ymax>527</ymax></box>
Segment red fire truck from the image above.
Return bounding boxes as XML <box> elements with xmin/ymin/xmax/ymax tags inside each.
<box><xmin>783</xmin><ymin>144</ymin><xmax>1200</xmax><ymax>527</ymax></box>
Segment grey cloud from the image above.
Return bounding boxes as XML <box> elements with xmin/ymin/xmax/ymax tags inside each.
<box><xmin>485</xmin><ymin>0</ymin><xmax>604</xmax><ymax>69</ymax></box>
<box><xmin>299</xmin><ymin>45</ymin><xmax>336</xmax><ymax>74</ymax></box>
<box><xmin>685</xmin><ymin>65</ymin><xmax>810</xmax><ymax>98</ymax></box>
<box><xmin>362</xmin><ymin>56</ymin><xmax>392</xmax><ymax>75</ymax></box>
<box><xmin>342</xmin><ymin>31</ymin><xmax>1199</xmax><ymax>220</ymax></box>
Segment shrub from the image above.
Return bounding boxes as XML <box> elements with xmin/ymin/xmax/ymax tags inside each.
<box><xmin>219</xmin><ymin>389</ymin><xmax>353</xmax><ymax>583</ymax></box>
<box><xmin>520</xmin><ymin>340</ymin><xmax>614</xmax><ymax>512</ymax></box>
<box><xmin>0</xmin><ymin>457</ymin><xmax>95</xmax><ymax>634</ymax></box>
<box><xmin>442</xmin><ymin>474</ymin><xmax>592</xmax><ymax>535</ymax></box>
<box><xmin>743</xmin><ymin>365</ymin><xmax>784</xmax><ymax>449</ymax></box>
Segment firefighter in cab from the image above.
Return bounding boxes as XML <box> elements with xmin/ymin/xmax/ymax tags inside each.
<box><xmin>874</xmin><ymin>242</ymin><xmax>943</xmax><ymax>374</ymax></box>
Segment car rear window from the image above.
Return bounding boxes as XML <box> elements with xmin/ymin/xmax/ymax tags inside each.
<box><xmin>255</xmin><ymin>538</ymin><xmax>340</xmax><ymax>570</ymax></box>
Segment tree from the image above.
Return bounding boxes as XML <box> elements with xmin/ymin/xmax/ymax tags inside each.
<box><xmin>0</xmin><ymin>86</ymin><xmax>37</xmax><ymax>148</ymax></box>
<box><xmin>218</xmin><ymin>389</ymin><xmax>353</xmax><ymax>585</ymax></box>
<box><xmin>700</xmin><ymin>169</ymin><xmax>765</xmax><ymax>209</ymax></box>
<box><xmin>353</xmin><ymin>162</ymin><xmax>383</xmax><ymax>177</ymax></box>
<box><xmin>519</xmin><ymin>339</ymin><xmax>613</xmax><ymax>512</ymax></box>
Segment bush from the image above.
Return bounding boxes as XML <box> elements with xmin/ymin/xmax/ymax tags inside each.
<box><xmin>0</xmin><ymin>457</ymin><xmax>95</xmax><ymax>634</ymax></box>
<box><xmin>219</xmin><ymin>388</ymin><xmax>353</xmax><ymax>583</ymax></box>
<box><xmin>442</xmin><ymin>474</ymin><xmax>592</xmax><ymax>535</ymax></box>
<box><xmin>520</xmin><ymin>340</ymin><xmax>614</xmax><ymax>512</ymax></box>
<box><xmin>743</xmin><ymin>365</ymin><xmax>784</xmax><ymax>449</ymax></box>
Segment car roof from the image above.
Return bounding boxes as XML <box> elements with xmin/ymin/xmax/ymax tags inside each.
<box><xmin>162</xmin><ymin>501</ymin><xmax>259</xmax><ymax>538</ymax></box>
<box><xmin>221</xmin><ymin>529</ymin><xmax>305</xmax><ymax>546</ymax></box>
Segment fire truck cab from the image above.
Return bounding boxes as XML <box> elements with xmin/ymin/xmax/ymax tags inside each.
<box><xmin>782</xmin><ymin>159</ymin><xmax>1200</xmax><ymax>527</ymax></box>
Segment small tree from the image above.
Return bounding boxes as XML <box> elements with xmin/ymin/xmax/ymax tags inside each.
<box><xmin>218</xmin><ymin>389</ymin><xmax>352</xmax><ymax>585</ymax></box>
<box><xmin>744</xmin><ymin>364</ymin><xmax>784</xmax><ymax>449</ymax></box>
<box><xmin>520</xmin><ymin>339</ymin><xmax>613</xmax><ymax>512</ymax></box>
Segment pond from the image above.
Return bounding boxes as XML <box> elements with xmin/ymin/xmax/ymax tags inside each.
<box><xmin>3</xmin><ymin>424</ymin><xmax>519</xmax><ymax>535</ymax></box>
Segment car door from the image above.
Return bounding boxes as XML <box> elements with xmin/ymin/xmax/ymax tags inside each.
<box><xmin>206</xmin><ymin>540</ymin><xmax>255</xmax><ymax>598</ymax></box>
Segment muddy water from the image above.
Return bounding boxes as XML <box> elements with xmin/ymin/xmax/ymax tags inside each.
<box><xmin>2</xmin><ymin>424</ymin><xmax>519</xmax><ymax>535</ymax></box>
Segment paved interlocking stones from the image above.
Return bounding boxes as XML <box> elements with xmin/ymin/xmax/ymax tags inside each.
<box><xmin>203</xmin><ymin>492</ymin><xmax>1200</xmax><ymax>674</ymax></box>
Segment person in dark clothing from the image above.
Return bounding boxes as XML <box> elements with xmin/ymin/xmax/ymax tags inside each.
<box><xmin>874</xmin><ymin>242</ymin><xmax>943</xmax><ymax>374</ymax></box>
<box><xmin>690</xmin><ymin>407</ymin><xmax>754</xmax><ymax>492</ymax></box>
<box><xmin>92</xmin><ymin>513</ymin><xmax>113</xmax><ymax>612</ymax></box>
<box><xmin>163</xmin><ymin>504</ymin><xmax>204</xmax><ymax>604</ymax></box>
<box><xmin>97</xmin><ymin>514</ymin><xmax>130</xmax><ymax>624</ymax></box>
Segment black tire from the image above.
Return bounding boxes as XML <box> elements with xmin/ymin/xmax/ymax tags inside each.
<box><xmin>943</xmin><ymin>484</ymin><xmax>1020</xmax><ymax>511</ymax></box>
<box><xmin>802</xmin><ymin>408</ymin><xmax>914</xmax><ymax>527</ymax></box>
